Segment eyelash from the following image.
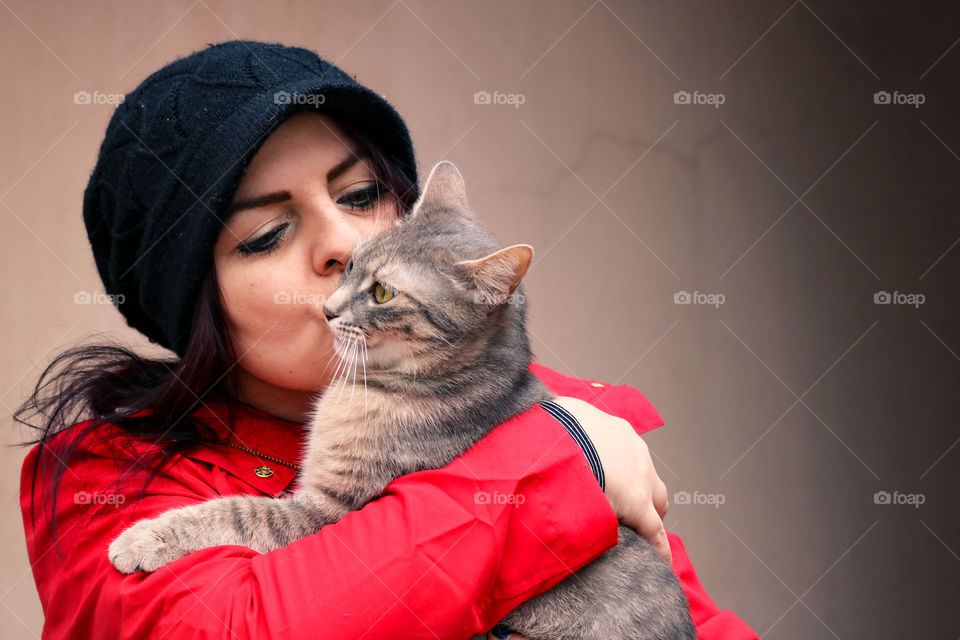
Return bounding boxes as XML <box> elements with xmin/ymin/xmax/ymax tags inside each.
<box><xmin>237</xmin><ymin>222</ymin><xmax>290</xmax><ymax>256</ymax></box>
<box><xmin>339</xmin><ymin>183</ymin><xmax>389</xmax><ymax>211</ymax></box>
<box><xmin>235</xmin><ymin>183</ymin><xmax>390</xmax><ymax>256</ymax></box>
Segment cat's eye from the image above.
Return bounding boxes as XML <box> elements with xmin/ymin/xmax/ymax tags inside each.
<box><xmin>345</xmin><ymin>258</ymin><xmax>353</xmax><ymax>273</ymax></box>
<box><xmin>373</xmin><ymin>282</ymin><xmax>397</xmax><ymax>303</ymax></box>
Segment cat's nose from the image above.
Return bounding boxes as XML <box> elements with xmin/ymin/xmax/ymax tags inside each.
<box><xmin>323</xmin><ymin>305</ymin><xmax>338</xmax><ymax>322</ymax></box>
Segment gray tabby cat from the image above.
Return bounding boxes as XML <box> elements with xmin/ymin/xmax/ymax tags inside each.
<box><xmin>108</xmin><ymin>161</ymin><xmax>696</xmax><ymax>639</ymax></box>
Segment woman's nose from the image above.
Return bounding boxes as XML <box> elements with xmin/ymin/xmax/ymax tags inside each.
<box><xmin>317</xmin><ymin>252</ymin><xmax>349</xmax><ymax>276</ymax></box>
<box><xmin>308</xmin><ymin>204</ymin><xmax>361</xmax><ymax>277</ymax></box>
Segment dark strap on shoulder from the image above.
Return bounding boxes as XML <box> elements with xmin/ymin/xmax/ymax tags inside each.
<box><xmin>539</xmin><ymin>400</ymin><xmax>605</xmax><ymax>491</ymax></box>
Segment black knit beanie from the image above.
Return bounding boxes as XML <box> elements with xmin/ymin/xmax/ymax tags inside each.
<box><xmin>83</xmin><ymin>40</ymin><xmax>417</xmax><ymax>356</ymax></box>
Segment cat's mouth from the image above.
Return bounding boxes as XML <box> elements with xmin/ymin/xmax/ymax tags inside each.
<box><xmin>331</xmin><ymin>324</ymin><xmax>376</xmax><ymax>356</ymax></box>
<box><xmin>331</xmin><ymin>325</ymin><xmax>421</xmax><ymax>373</ymax></box>
<box><xmin>332</xmin><ymin>323</ymin><xmax>364</xmax><ymax>341</ymax></box>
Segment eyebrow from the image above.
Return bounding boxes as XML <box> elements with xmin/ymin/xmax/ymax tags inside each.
<box><xmin>227</xmin><ymin>147</ymin><xmax>369</xmax><ymax>215</ymax></box>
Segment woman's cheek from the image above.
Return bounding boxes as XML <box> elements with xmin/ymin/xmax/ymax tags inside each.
<box><xmin>230</xmin><ymin>306</ymin><xmax>334</xmax><ymax>390</ymax></box>
<box><xmin>221</xmin><ymin>269</ymin><xmax>341</xmax><ymax>389</ymax></box>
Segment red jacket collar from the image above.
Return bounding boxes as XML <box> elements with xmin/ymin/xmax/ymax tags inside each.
<box><xmin>171</xmin><ymin>362</ymin><xmax>664</xmax><ymax>496</ymax></box>
<box><xmin>184</xmin><ymin>400</ymin><xmax>307</xmax><ymax>496</ymax></box>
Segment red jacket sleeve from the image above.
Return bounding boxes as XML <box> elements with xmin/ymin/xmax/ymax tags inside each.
<box><xmin>20</xmin><ymin>405</ymin><xmax>619</xmax><ymax>639</ymax></box>
<box><xmin>668</xmin><ymin>534</ymin><xmax>762</xmax><ymax>639</ymax></box>
<box><xmin>530</xmin><ymin>362</ymin><xmax>762</xmax><ymax>638</ymax></box>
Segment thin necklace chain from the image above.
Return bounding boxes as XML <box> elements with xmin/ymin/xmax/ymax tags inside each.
<box><xmin>224</xmin><ymin>440</ymin><xmax>302</xmax><ymax>471</ymax></box>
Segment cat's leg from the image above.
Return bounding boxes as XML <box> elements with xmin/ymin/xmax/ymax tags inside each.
<box><xmin>108</xmin><ymin>493</ymin><xmax>335</xmax><ymax>573</ymax></box>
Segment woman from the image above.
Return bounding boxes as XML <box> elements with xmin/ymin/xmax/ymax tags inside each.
<box><xmin>17</xmin><ymin>41</ymin><xmax>758</xmax><ymax>639</ymax></box>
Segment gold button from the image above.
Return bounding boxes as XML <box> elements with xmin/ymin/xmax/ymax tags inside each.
<box><xmin>254</xmin><ymin>466</ymin><xmax>274</xmax><ymax>478</ymax></box>
<box><xmin>590</xmin><ymin>382</ymin><xmax>605</xmax><ymax>388</ymax></box>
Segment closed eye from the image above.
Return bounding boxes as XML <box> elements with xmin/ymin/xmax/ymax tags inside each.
<box><xmin>237</xmin><ymin>222</ymin><xmax>290</xmax><ymax>256</ymax></box>
<box><xmin>338</xmin><ymin>183</ymin><xmax>389</xmax><ymax>211</ymax></box>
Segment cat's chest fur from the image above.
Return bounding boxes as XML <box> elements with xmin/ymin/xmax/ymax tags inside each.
<box><xmin>297</xmin><ymin>363</ymin><xmax>552</xmax><ymax>517</ymax></box>
<box><xmin>298</xmin><ymin>376</ymin><xmax>476</xmax><ymax>513</ymax></box>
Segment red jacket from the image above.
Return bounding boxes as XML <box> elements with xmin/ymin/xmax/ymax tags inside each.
<box><xmin>19</xmin><ymin>362</ymin><xmax>759</xmax><ymax>639</ymax></box>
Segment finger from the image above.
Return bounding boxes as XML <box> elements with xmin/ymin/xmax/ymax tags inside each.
<box><xmin>635</xmin><ymin>503</ymin><xmax>672</xmax><ymax>565</ymax></box>
<box><xmin>661</xmin><ymin>528</ymin><xmax>674</xmax><ymax>565</ymax></box>
<box><xmin>651</xmin><ymin>525</ymin><xmax>673</xmax><ymax>566</ymax></box>
<box><xmin>653</xmin><ymin>477</ymin><xmax>668</xmax><ymax>519</ymax></box>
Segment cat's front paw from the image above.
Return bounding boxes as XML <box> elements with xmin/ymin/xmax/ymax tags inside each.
<box><xmin>108</xmin><ymin>517</ymin><xmax>188</xmax><ymax>574</ymax></box>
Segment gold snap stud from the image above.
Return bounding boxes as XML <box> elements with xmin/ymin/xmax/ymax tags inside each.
<box><xmin>254</xmin><ymin>466</ymin><xmax>274</xmax><ymax>478</ymax></box>
<box><xmin>590</xmin><ymin>382</ymin><xmax>605</xmax><ymax>388</ymax></box>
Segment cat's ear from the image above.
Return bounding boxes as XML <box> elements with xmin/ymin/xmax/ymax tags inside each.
<box><xmin>408</xmin><ymin>161</ymin><xmax>470</xmax><ymax>220</ymax></box>
<box><xmin>454</xmin><ymin>244</ymin><xmax>533</xmax><ymax>305</ymax></box>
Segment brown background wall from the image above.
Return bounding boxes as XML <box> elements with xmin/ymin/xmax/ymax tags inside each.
<box><xmin>2</xmin><ymin>1</ymin><xmax>958</xmax><ymax>637</ymax></box>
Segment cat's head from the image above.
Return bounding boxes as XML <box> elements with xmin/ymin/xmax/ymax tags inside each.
<box><xmin>322</xmin><ymin>161</ymin><xmax>533</xmax><ymax>374</ymax></box>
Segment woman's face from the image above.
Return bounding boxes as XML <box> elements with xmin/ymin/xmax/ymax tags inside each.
<box><xmin>213</xmin><ymin>111</ymin><xmax>400</xmax><ymax>422</ymax></box>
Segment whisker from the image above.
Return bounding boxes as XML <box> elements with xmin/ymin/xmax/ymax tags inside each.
<box><xmin>360</xmin><ymin>333</ymin><xmax>368</xmax><ymax>418</ymax></box>
<box><xmin>347</xmin><ymin>335</ymin><xmax>359</xmax><ymax>409</ymax></box>
<box><xmin>328</xmin><ymin>337</ymin><xmax>350</xmax><ymax>390</ymax></box>
<box><xmin>334</xmin><ymin>335</ymin><xmax>355</xmax><ymax>404</ymax></box>
<box><xmin>434</xmin><ymin>332</ymin><xmax>454</xmax><ymax>348</ymax></box>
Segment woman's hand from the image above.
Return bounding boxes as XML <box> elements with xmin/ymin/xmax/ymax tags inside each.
<box><xmin>550</xmin><ymin>396</ymin><xmax>672</xmax><ymax>565</ymax></box>
<box><xmin>482</xmin><ymin>397</ymin><xmax>670</xmax><ymax>640</ymax></box>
